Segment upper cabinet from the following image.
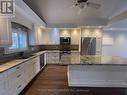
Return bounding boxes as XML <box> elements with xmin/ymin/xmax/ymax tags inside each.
<box><xmin>46</xmin><ymin>28</ymin><xmax>60</xmax><ymax>45</ymax></box>
<box><xmin>60</xmin><ymin>28</ymin><xmax>80</xmax><ymax>45</ymax></box>
<box><xmin>0</xmin><ymin>18</ymin><xmax>12</xmax><ymax>47</ymax></box>
<box><xmin>13</xmin><ymin>0</ymin><xmax>46</xmax><ymax>46</ymax></box>
<box><xmin>12</xmin><ymin>0</ymin><xmax>46</xmax><ymax>30</ymax></box>
<box><xmin>71</xmin><ymin>29</ymin><xmax>80</xmax><ymax>45</ymax></box>
<box><xmin>29</xmin><ymin>24</ymin><xmax>44</xmax><ymax>45</ymax></box>
<box><xmin>81</xmin><ymin>28</ymin><xmax>103</xmax><ymax>38</ymax></box>
<box><xmin>60</xmin><ymin>29</ymin><xmax>71</xmax><ymax>37</ymax></box>
<box><xmin>29</xmin><ymin>28</ymin><xmax>60</xmax><ymax>45</ymax></box>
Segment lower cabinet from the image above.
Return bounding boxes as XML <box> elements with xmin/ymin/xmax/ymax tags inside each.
<box><xmin>24</xmin><ymin>58</ymin><xmax>37</xmax><ymax>84</ymax></box>
<box><xmin>0</xmin><ymin>72</ymin><xmax>7</xmax><ymax>95</ymax></box>
<box><xmin>35</xmin><ymin>56</ymin><xmax>41</xmax><ymax>74</ymax></box>
<box><xmin>46</xmin><ymin>52</ymin><xmax>60</xmax><ymax>64</ymax></box>
<box><xmin>68</xmin><ymin>65</ymin><xmax>127</xmax><ymax>87</ymax></box>
<box><xmin>0</xmin><ymin>55</ymin><xmax>42</xmax><ymax>95</ymax></box>
<box><xmin>7</xmin><ymin>63</ymin><xmax>25</xmax><ymax>95</ymax></box>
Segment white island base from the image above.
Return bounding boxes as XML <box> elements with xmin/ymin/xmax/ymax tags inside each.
<box><xmin>68</xmin><ymin>65</ymin><xmax>127</xmax><ymax>87</ymax></box>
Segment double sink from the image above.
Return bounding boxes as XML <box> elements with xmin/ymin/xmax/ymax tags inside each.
<box><xmin>17</xmin><ymin>51</ymin><xmax>35</xmax><ymax>59</ymax></box>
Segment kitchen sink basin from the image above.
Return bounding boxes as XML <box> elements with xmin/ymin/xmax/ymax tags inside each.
<box><xmin>17</xmin><ymin>54</ymin><xmax>35</xmax><ymax>59</ymax></box>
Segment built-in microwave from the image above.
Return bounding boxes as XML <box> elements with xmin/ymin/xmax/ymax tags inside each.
<box><xmin>60</xmin><ymin>37</ymin><xmax>71</xmax><ymax>45</ymax></box>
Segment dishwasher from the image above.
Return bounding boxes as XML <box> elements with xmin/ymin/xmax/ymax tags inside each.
<box><xmin>40</xmin><ymin>54</ymin><xmax>45</xmax><ymax>69</ymax></box>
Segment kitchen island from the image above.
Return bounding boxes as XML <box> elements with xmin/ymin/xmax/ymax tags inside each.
<box><xmin>45</xmin><ymin>51</ymin><xmax>127</xmax><ymax>87</ymax></box>
<box><xmin>66</xmin><ymin>54</ymin><xmax>127</xmax><ymax>87</ymax></box>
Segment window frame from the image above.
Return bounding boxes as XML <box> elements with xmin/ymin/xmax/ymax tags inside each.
<box><xmin>5</xmin><ymin>28</ymin><xmax>28</xmax><ymax>54</ymax></box>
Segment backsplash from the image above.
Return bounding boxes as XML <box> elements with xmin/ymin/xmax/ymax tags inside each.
<box><xmin>0</xmin><ymin>52</ymin><xmax>21</xmax><ymax>64</ymax></box>
<box><xmin>0</xmin><ymin>46</ymin><xmax>41</xmax><ymax>64</ymax></box>
<box><xmin>40</xmin><ymin>45</ymin><xmax>79</xmax><ymax>50</ymax></box>
<box><xmin>0</xmin><ymin>48</ymin><xmax>4</xmax><ymax>55</ymax></box>
<box><xmin>0</xmin><ymin>45</ymin><xmax>78</xmax><ymax>64</ymax></box>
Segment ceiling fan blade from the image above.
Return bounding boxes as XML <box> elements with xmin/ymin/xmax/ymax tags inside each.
<box><xmin>78</xmin><ymin>7</ymin><xmax>82</xmax><ymax>15</ymax></box>
<box><xmin>69</xmin><ymin>5</ymin><xmax>76</xmax><ymax>9</ymax></box>
<box><xmin>87</xmin><ymin>2</ymin><xmax>101</xmax><ymax>9</ymax></box>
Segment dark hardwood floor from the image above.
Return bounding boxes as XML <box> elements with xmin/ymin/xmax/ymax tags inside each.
<box><xmin>21</xmin><ymin>65</ymin><xmax>127</xmax><ymax>95</ymax></box>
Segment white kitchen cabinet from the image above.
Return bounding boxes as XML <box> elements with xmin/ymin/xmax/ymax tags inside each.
<box><xmin>24</xmin><ymin>60</ymin><xmax>34</xmax><ymax>84</ymax></box>
<box><xmin>24</xmin><ymin>57</ymin><xmax>38</xmax><ymax>84</ymax></box>
<box><xmin>0</xmin><ymin>80</ymin><xmax>6</xmax><ymax>95</ymax></box>
<box><xmin>46</xmin><ymin>52</ymin><xmax>60</xmax><ymax>64</ymax></box>
<box><xmin>60</xmin><ymin>29</ymin><xmax>71</xmax><ymax>37</ymax></box>
<box><xmin>29</xmin><ymin>24</ymin><xmax>45</xmax><ymax>45</ymax></box>
<box><xmin>40</xmin><ymin>28</ymin><xmax>50</xmax><ymax>45</ymax></box>
<box><xmin>40</xmin><ymin>28</ymin><xmax>60</xmax><ymax>45</ymax></box>
<box><xmin>68</xmin><ymin>65</ymin><xmax>127</xmax><ymax>87</ymax></box>
<box><xmin>71</xmin><ymin>29</ymin><xmax>80</xmax><ymax>45</ymax></box>
<box><xmin>0</xmin><ymin>18</ymin><xmax>12</xmax><ymax>46</ymax></box>
<box><xmin>0</xmin><ymin>72</ymin><xmax>7</xmax><ymax>95</ymax></box>
<box><xmin>7</xmin><ymin>63</ymin><xmax>25</xmax><ymax>95</ymax></box>
<box><xmin>0</xmin><ymin>54</ymin><xmax>44</xmax><ymax>95</ymax></box>
<box><xmin>48</xmin><ymin>28</ymin><xmax>60</xmax><ymax>44</ymax></box>
<box><xmin>96</xmin><ymin>38</ymin><xmax>102</xmax><ymax>55</ymax></box>
<box><xmin>35</xmin><ymin>56</ymin><xmax>40</xmax><ymax>74</ymax></box>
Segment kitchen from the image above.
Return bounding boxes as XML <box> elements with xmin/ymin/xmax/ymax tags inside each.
<box><xmin>0</xmin><ymin>0</ymin><xmax>127</xmax><ymax>95</ymax></box>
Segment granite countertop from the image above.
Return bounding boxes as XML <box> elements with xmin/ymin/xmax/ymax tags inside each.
<box><xmin>1</xmin><ymin>50</ymin><xmax>127</xmax><ymax>73</ymax></box>
<box><xmin>60</xmin><ymin>55</ymin><xmax>127</xmax><ymax>65</ymax></box>
<box><xmin>0</xmin><ymin>51</ymin><xmax>45</xmax><ymax>73</ymax></box>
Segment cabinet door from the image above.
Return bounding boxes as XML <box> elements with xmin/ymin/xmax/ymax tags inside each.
<box><xmin>24</xmin><ymin>61</ymin><xmax>32</xmax><ymax>84</ymax></box>
<box><xmin>60</xmin><ymin>29</ymin><xmax>71</xmax><ymax>37</ymax></box>
<box><xmin>50</xmin><ymin>28</ymin><xmax>60</xmax><ymax>44</ymax></box>
<box><xmin>46</xmin><ymin>52</ymin><xmax>59</xmax><ymax>64</ymax></box>
<box><xmin>41</xmin><ymin>28</ymin><xmax>60</xmax><ymax>45</ymax></box>
<box><xmin>35</xmin><ymin>56</ymin><xmax>40</xmax><ymax>74</ymax></box>
<box><xmin>0</xmin><ymin>80</ymin><xmax>6</xmax><ymax>95</ymax></box>
<box><xmin>24</xmin><ymin>58</ymin><xmax>36</xmax><ymax>84</ymax></box>
<box><xmin>41</xmin><ymin>29</ymin><xmax>50</xmax><ymax>44</ymax></box>
<box><xmin>71</xmin><ymin>29</ymin><xmax>80</xmax><ymax>45</ymax></box>
<box><xmin>96</xmin><ymin>38</ymin><xmax>102</xmax><ymax>55</ymax></box>
<box><xmin>0</xmin><ymin>18</ymin><xmax>12</xmax><ymax>46</ymax></box>
<box><xmin>29</xmin><ymin>24</ymin><xmax>44</xmax><ymax>45</ymax></box>
<box><xmin>7</xmin><ymin>64</ymin><xmax>25</xmax><ymax>95</ymax></box>
<box><xmin>0</xmin><ymin>72</ymin><xmax>7</xmax><ymax>95</ymax></box>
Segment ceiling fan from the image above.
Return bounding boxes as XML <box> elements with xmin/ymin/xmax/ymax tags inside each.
<box><xmin>72</xmin><ymin>0</ymin><xmax>101</xmax><ymax>14</ymax></box>
<box><xmin>74</xmin><ymin>0</ymin><xmax>101</xmax><ymax>9</ymax></box>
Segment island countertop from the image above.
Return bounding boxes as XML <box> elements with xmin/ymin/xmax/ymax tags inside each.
<box><xmin>59</xmin><ymin>54</ymin><xmax>127</xmax><ymax>65</ymax></box>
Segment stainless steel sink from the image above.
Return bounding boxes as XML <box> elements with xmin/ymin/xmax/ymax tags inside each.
<box><xmin>17</xmin><ymin>54</ymin><xmax>34</xmax><ymax>59</ymax></box>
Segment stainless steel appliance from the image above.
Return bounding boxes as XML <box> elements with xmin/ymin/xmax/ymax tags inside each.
<box><xmin>81</xmin><ymin>37</ymin><xmax>96</xmax><ymax>55</ymax></box>
<box><xmin>60</xmin><ymin>37</ymin><xmax>71</xmax><ymax>45</ymax></box>
<box><xmin>40</xmin><ymin>54</ymin><xmax>45</xmax><ymax>69</ymax></box>
<box><xmin>60</xmin><ymin>37</ymin><xmax>71</xmax><ymax>52</ymax></box>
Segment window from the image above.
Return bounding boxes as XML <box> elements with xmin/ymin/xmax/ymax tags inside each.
<box><xmin>8</xmin><ymin>28</ymin><xmax>28</xmax><ymax>53</ymax></box>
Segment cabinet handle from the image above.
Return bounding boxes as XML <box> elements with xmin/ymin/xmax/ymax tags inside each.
<box><xmin>16</xmin><ymin>66</ymin><xmax>21</xmax><ymax>70</ymax></box>
<box><xmin>17</xmin><ymin>84</ymin><xmax>22</xmax><ymax>89</ymax></box>
<box><xmin>17</xmin><ymin>74</ymin><xmax>21</xmax><ymax>78</ymax></box>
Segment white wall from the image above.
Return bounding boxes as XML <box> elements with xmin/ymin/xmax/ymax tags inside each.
<box><xmin>102</xmin><ymin>29</ymin><xmax>127</xmax><ymax>58</ymax></box>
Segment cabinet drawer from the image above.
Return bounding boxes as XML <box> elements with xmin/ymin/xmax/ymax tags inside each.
<box><xmin>7</xmin><ymin>63</ymin><xmax>24</xmax><ymax>75</ymax></box>
<box><xmin>8</xmin><ymin>68</ymin><xmax>24</xmax><ymax>90</ymax></box>
<box><xmin>8</xmin><ymin>76</ymin><xmax>25</xmax><ymax>95</ymax></box>
<box><xmin>0</xmin><ymin>80</ymin><xmax>6</xmax><ymax>94</ymax></box>
<box><xmin>0</xmin><ymin>72</ymin><xmax>6</xmax><ymax>81</ymax></box>
<box><xmin>8</xmin><ymin>67</ymin><xmax>24</xmax><ymax>79</ymax></box>
<box><xmin>15</xmin><ymin>78</ymin><xmax>25</xmax><ymax>95</ymax></box>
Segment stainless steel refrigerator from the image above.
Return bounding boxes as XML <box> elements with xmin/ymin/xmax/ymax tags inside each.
<box><xmin>81</xmin><ymin>37</ymin><xmax>96</xmax><ymax>55</ymax></box>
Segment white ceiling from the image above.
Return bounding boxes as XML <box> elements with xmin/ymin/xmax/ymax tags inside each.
<box><xmin>23</xmin><ymin>0</ymin><xmax>125</xmax><ymax>27</ymax></box>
